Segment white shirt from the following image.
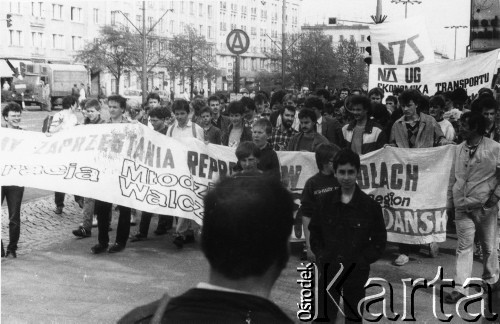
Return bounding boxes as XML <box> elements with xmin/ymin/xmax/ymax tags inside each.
<box><xmin>168</xmin><ymin>120</ymin><xmax>205</xmax><ymax>140</ymax></box>
<box><xmin>316</xmin><ymin>116</ymin><xmax>323</xmax><ymax>135</ymax></box>
<box><xmin>438</xmin><ymin>119</ymin><xmax>455</xmax><ymax>141</ymax></box>
<box><xmin>196</xmin><ymin>282</ymin><xmax>252</xmax><ymax>296</ymax></box>
<box><xmin>50</xmin><ymin>109</ymin><xmax>78</xmax><ymax>132</ymax></box>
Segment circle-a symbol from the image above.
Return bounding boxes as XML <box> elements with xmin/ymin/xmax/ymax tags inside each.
<box><xmin>226</xmin><ymin>29</ymin><xmax>250</xmax><ymax>55</ymax></box>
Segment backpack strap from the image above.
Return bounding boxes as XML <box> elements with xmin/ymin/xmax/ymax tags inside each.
<box><xmin>168</xmin><ymin>124</ymin><xmax>174</xmax><ymax>137</ymax></box>
<box><xmin>151</xmin><ymin>293</ymin><xmax>171</xmax><ymax>324</ymax></box>
<box><xmin>192</xmin><ymin>122</ymin><xmax>196</xmax><ymax>138</ymax></box>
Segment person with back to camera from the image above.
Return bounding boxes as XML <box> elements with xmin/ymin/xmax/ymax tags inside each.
<box><xmin>119</xmin><ymin>176</ymin><xmax>295</xmax><ymax>323</ymax></box>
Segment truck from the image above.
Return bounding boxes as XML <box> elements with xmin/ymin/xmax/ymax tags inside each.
<box><xmin>7</xmin><ymin>61</ymin><xmax>87</xmax><ymax>110</ymax></box>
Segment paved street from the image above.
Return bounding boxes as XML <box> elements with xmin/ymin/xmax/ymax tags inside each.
<box><xmin>2</xmin><ymin>192</ymin><xmax>499</xmax><ymax>323</ymax></box>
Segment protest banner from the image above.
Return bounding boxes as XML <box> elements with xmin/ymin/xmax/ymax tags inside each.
<box><xmin>369</xmin><ymin>17</ymin><xmax>435</xmax><ymax>65</ymax></box>
<box><xmin>368</xmin><ymin>49</ymin><xmax>500</xmax><ymax>97</ymax></box>
<box><xmin>0</xmin><ymin>124</ymin><xmax>454</xmax><ymax>244</ymax></box>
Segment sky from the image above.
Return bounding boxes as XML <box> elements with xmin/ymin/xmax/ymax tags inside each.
<box><xmin>299</xmin><ymin>0</ymin><xmax>471</xmax><ymax>59</ymax></box>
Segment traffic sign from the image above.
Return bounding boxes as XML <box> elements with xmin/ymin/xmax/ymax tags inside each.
<box><xmin>226</xmin><ymin>29</ymin><xmax>250</xmax><ymax>55</ymax></box>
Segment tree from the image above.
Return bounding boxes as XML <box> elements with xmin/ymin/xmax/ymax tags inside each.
<box><xmin>75</xmin><ymin>26</ymin><xmax>136</xmax><ymax>95</ymax></box>
<box><xmin>167</xmin><ymin>25</ymin><xmax>218</xmax><ymax>99</ymax></box>
<box><xmin>267</xmin><ymin>30</ymin><xmax>337</xmax><ymax>91</ymax></box>
<box><xmin>333</xmin><ymin>38</ymin><xmax>368</xmax><ymax>90</ymax></box>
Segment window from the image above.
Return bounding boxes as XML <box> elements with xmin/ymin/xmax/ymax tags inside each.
<box><xmin>190</xmin><ymin>1</ymin><xmax>194</xmax><ymax>15</ymax></box>
<box><xmin>71</xmin><ymin>7</ymin><xmax>82</xmax><ymax>22</ymax></box>
<box><xmin>180</xmin><ymin>1</ymin><xmax>184</xmax><ymax>13</ymax></box>
<box><xmin>260</xmin><ymin>59</ymin><xmax>265</xmax><ymax>69</ymax></box>
<box><xmin>350</xmin><ymin>35</ymin><xmax>354</xmax><ymax>41</ymax></box>
<box><xmin>251</xmin><ymin>27</ymin><xmax>256</xmax><ymax>35</ymax></box>
<box><xmin>220</xmin><ymin>1</ymin><xmax>226</xmax><ymax>10</ymax></box>
<box><xmin>251</xmin><ymin>58</ymin><xmax>257</xmax><ymax>71</ymax></box>
<box><xmin>199</xmin><ymin>3</ymin><xmax>203</xmax><ymax>16</ymax></box>
<box><xmin>208</xmin><ymin>5</ymin><xmax>213</xmax><ymax>18</ymax></box>
<box><xmin>10</xmin><ymin>2</ymin><xmax>21</xmax><ymax>14</ymax></box>
<box><xmin>31</xmin><ymin>32</ymin><xmax>43</xmax><ymax>48</ymax></box>
<box><xmin>32</xmin><ymin>2</ymin><xmax>42</xmax><ymax>17</ymax></box>
<box><xmin>124</xmin><ymin>13</ymin><xmax>130</xmax><ymax>28</ymax></box>
<box><xmin>208</xmin><ymin>26</ymin><xmax>213</xmax><ymax>39</ymax></box>
<box><xmin>361</xmin><ymin>35</ymin><xmax>365</xmax><ymax>42</ymax></box>
<box><xmin>111</xmin><ymin>11</ymin><xmax>117</xmax><ymax>26</ymax></box>
<box><xmin>52</xmin><ymin>34</ymin><xmax>64</xmax><ymax>49</ymax></box>
<box><xmin>52</xmin><ymin>4</ymin><xmax>62</xmax><ymax>19</ymax></box>
<box><xmin>71</xmin><ymin>36</ymin><xmax>82</xmax><ymax>50</ymax></box>
<box><xmin>148</xmin><ymin>17</ymin><xmax>153</xmax><ymax>29</ymax></box>
<box><xmin>199</xmin><ymin>25</ymin><xmax>204</xmax><ymax>36</ymax></box>
<box><xmin>9</xmin><ymin>30</ymin><xmax>22</xmax><ymax>46</ymax></box>
<box><xmin>339</xmin><ymin>35</ymin><xmax>344</xmax><ymax>41</ymax></box>
<box><xmin>93</xmin><ymin>8</ymin><xmax>99</xmax><ymax>24</ymax></box>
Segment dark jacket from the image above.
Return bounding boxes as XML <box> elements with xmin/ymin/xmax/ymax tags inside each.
<box><xmin>309</xmin><ymin>186</ymin><xmax>387</xmax><ymax>266</ymax></box>
<box><xmin>286</xmin><ymin>132</ymin><xmax>330</xmax><ymax>152</ymax></box>
<box><xmin>118</xmin><ymin>288</ymin><xmax>293</xmax><ymax>324</ymax></box>
<box><xmin>221</xmin><ymin>124</ymin><xmax>252</xmax><ymax>146</ymax></box>
<box><xmin>341</xmin><ymin>118</ymin><xmax>386</xmax><ymax>154</ymax></box>
<box><xmin>212</xmin><ymin>114</ymin><xmax>231</xmax><ymax>135</ymax></box>
<box><xmin>321</xmin><ymin>116</ymin><xmax>344</xmax><ymax>147</ymax></box>
<box><xmin>257</xmin><ymin>143</ymin><xmax>281</xmax><ymax>179</ymax></box>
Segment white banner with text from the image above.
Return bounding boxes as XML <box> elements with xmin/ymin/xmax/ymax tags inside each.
<box><xmin>0</xmin><ymin>124</ymin><xmax>454</xmax><ymax>243</ymax></box>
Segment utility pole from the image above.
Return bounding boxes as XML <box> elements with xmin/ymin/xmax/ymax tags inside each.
<box><xmin>119</xmin><ymin>5</ymin><xmax>173</xmax><ymax>104</ymax></box>
<box><xmin>445</xmin><ymin>25</ymin><xmax>468</xmax><ymax>60</ymax></box>
<box><xmin>142</xmin><ymin>1</ymin><xmax>147</xmax><ymax>104</ymax></box>
<box><xmin>282</xmin><ymin>0</ymin><xmax>286</xmax><ymax>89</ymax></box>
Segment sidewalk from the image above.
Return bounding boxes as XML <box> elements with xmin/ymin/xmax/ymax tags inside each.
<box><xmin>2</xmin><ymin>194</ymin><xmax>498</xmax><ymax>323</ymax></box>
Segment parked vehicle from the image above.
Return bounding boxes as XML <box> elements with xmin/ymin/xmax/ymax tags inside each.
<box><xmin>7</xmin><ymin>61</ymin><xmax>87</xmax><ymax>110</ymax></box>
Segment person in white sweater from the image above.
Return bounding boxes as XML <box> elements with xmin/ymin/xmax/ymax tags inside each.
<box><xmin>429</xmin><ymin>95</ymin><xmax>456</xmax><ymax>142</ymax></box>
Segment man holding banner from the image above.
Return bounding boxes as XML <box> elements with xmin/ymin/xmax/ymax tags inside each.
<box><xmin>445</xmin><ymin>111</ymin><xmax>500</xmax><ymax>303</ymax></box>
<box><xmin>389</xmin><ymin>89</ymin><xmax>451</xmax><ymax>266</ymax></box>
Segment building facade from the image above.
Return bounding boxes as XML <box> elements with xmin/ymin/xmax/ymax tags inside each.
<box><xmin>1</xmin><ymin>0</ymin><xmax>301</xmax><ymax>98</ymax></box>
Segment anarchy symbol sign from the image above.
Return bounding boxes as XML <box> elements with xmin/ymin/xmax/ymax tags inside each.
<box><xmin>226</xmin><ymin>29</ymin><xmax>250</xmax><ymax>55</ymax></box>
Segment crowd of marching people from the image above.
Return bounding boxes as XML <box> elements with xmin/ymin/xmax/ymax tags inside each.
<box><xmin>2</xmin><ymin>83</ymin><xmax>500</xmax><ymax>319</ymax></box>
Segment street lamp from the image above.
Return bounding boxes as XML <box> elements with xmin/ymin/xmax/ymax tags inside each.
<box><xmin>444</xmin><ymin>25</ymin><xmax>468</xmax><ymax>60</ymax></box>
<box><xmin>391</xmin><ymin>0</ymin><xmax>421</xmax><ymax>19</ymax></box>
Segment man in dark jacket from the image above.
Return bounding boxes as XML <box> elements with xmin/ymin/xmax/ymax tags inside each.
<box><xmin>119</xmin><ymin>176</ymin><xmax>295</xmax><ymax>323</ymax></box>
<box><xmin>309</xmin><ymin>149</ymin><xmax>387</xmax><ymax>323</ymax></box>
<box><xmin>304</xmin><ymin>96</ymin><xmax>344</xmax><ymax>147</ymax></box>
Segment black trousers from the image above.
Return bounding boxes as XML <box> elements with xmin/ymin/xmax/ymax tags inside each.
<box><xmin>1</xmin><ymin>186</ymin><xmax>24</xmax><ymax>251</ymax></box>
<box><xmin>316</xmin><ymin>261</ymin><xmax>369</xmax><ymax>323</ymax></box>
<box><xmin>54</xmin><ymin>192</ymin><xmax>82</xmax><ymax>208</ymax></box>
<box><xmin>138</xmin><ymin>212</ymin><xmax>173</xmax><ymax>236</ymax></box>
<box><xmin>94</xmin><ymin>200</ymin><xmax>130</xmax><ymax>246</ymax></box>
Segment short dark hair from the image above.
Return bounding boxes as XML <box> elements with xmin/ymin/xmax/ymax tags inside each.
<box><xmin>191</xmin><ymin>98</ymin><xmax>208</xmax><ymax>116</ymax></box>
<box><xmin>315</xmin><ymin>89</ymin><xmax>330</xmax><ymax>101</ymax></box>
<box><xmin>254</xmin><ymin>93</ymin><xmax>268</xmax><ymax>105</ymax></box>
<box><xmin>202</xmin><ymin>176</ymin><xmax>294</xmax><ymax>279</ymax></box>
<box><xmin>228</xmin><ymin>101</ymin><xmax>245</xmax><ymax>115</ymax></box>
<box><xmin>235</xmin><ymin>141</ymin><xmax>261</xmax><ymax>160</ymax></box>
<box><xmin>340</xmin><ymin>87</ymin><xmax>350</xmax><ymax>94</ymax></box>
<box><xmin>478</xmin><ymin>87</ymin><xmax>494</xmax><ymax>98</ymax></box>
<box><xmin>429</xmin><ymin>96</ymin><xmax>446</xmax><ymax>110</ymax></box>
<box><xmin>62</xmin><ymin>95</ymin><xmax>77</xmax><ymax>109</ymax></box>
<box><xmin>350</xmin><ymin>95</ymin><xmax>372</xmax><ymax>113</ymax></box>
<box><xmin>240</xmin><ymin>97</ymin><xmax>256</xmax><ymax>112</ymax></box>
<box><xmin>107</xmin><ymin>95</ymin><xmax>127</xmax><ymax>109</ymax></box>
<box><xmin>270</xmin><ymin>90</ymin><xmax>287</xmax><ymax>108</ymax></box>
<box><xmin>315</xmin><ymin>143</ymin><xmax>339</xmax><ymax>170</ymax></box>
<box><xmin>333</xmin><ymin>148</ymin><xmax>361</xmax><ymax>172</ymax></box>
<box><xmin>84</xmin><ymin>99</ymin><xmax>101</xmax><ymax>111</ymax></box>
<box><xmin>199</xmin><ymin>106</ymin><xmax>212</xmax><ymax>116</ymax></box>
<box><xmin>399</xmin><ymin>89</ymin><xmax>422</xmax><ymax>110</ymax></box>
<box><xmin>208</xmin><ymin>95</ymin><xmax>220</xmax><ymax>105</ymax></box>
<box><xmin>304</xmin><ymin>96</ymin><xmax>324</xmax><ymax>112</ymax></box>
<box><xmin>372</xmin><ymin>103</ymin><xmax>390</xmax><ymax>122</ymax></box>
<box><xmin>298</xmin><ymin>108</ymin><xmax>317</xmax><ymax>124</ymax></box>
<box><xmin>281</xmin><ymin>105</ymin><xmax>296</xmax><ymax>116</ymax></box>
<box><xmin>147</xmin><ymin>92</ymin><xmax>161</xmax><ymax>102</ymax></box>
<box><xmin>149</xmin><ymin>107</ymin><xmax>170</xmax><ymax>119</ymax></box>
<box><xmin>386</xmin><ymin>95</ymin><xmax>398</xmax><ymax>105</ymax></box>
<box><xmin>2</xmin><ymin>102</ymin><xmax>22</xmax><ymax>117</ymax></box>
<box><xmin>368</xmin><ymin>87</ymin><xmax>384</xmax><ymax>98</ymax></box>
<box><xmin>460</xmin><ymin>111</ymin><xmax>487</xmax><ymax>135</ymax></box>
<box><xmin>253</xmin><ymin>118</ymin><xmax>273</xmax><ymax>135</ymax></box>
<box><xmin>172</xmin><ymin>99</ymin><xmax>190</xmax><ymax>113</ymax></box>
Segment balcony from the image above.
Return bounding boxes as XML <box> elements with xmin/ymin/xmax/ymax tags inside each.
<box><xmin>30</xmin><ymin>16</ymin><xmax>46</xmax><ymax>28</ymax></box>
